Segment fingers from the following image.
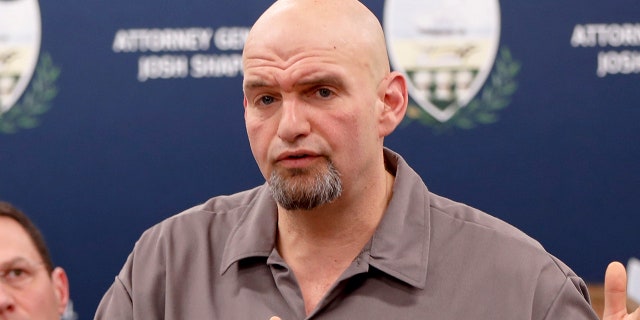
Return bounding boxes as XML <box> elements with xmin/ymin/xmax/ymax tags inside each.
<box><xmin>603</xmin><ymin>261</ymin><xmax>628</xmax><ymax>318</ymax></box>
<box><xmin>269</xmin><ymin>317</ymin><xmax>282</xmax><ymax>320</ymax></box>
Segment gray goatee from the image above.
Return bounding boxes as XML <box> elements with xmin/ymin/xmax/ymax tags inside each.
<box><xmin>269</xmin><ymin>160</ymin><xmax>342</xmax><ymax>210</ymax></box>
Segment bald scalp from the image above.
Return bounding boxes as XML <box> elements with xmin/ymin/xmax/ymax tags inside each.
<box><xmin>243</xmin><ymin>0</ymin><xmax>390</xmax><ymax>81</ymax></box>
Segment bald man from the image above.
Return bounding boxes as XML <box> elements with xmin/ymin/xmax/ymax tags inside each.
<box><xmin>95</xmin><ymin>1</ymin><xmax>639</xmax><ymax>319</ymax></box>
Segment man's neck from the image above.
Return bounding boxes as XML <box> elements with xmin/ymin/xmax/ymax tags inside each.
<box><xmin>275</xmin><ymin>170</ymin><xmax>395</xmax><ymax>314</ymax></box>
<box><xmin>276</xmin><ymin>169</ymin><xmax>394</xmax><ymax>256</ymax></box>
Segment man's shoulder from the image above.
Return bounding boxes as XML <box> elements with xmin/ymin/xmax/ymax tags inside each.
<box><xmin>175</xmin><ymin>185</ymin><xmax>267</xmax><ymax>220</ymax></box>
<box><xmin>427</xmin><ymin>192</ymin><xmax>583</xmax><ymax>285</ymax></box>
<box><xmin>136</xmin><ymin>185</ymin><xmax>270</xmax><ymax>247</ymax></box>
<box><xmin>428</xmin><ymin>192</ymin><xmax>544</xmax><ymax>250</ymax></box>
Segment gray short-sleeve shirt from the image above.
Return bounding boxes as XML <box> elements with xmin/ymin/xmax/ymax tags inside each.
<box><xmin>95</xmin><ymin>149</ymin><xmax>598</xmax><ymax>320</ymax></box>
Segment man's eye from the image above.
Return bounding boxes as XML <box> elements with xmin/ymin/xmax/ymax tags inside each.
<box><xmin>317</xmin><ymin>88</ymin><xmax>333</xmax><ymax>98</ymax></box>
<box><xmin>5</xmin><ymin>268</ymin><xmax>27</xmax><ymax>279</ymax></box>
<box><xmin>259</xmin><ymin>96</ymin><xmax>275</xmax><ymax>105</ymax></box>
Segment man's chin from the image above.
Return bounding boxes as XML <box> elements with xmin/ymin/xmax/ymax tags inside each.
<box><xmin>269</xmin><ymin>160</ymin><xmax>342</xmax><ymax>210</ymax></box>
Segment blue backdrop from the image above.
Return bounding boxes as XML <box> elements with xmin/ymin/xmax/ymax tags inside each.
<box><xmin>1</xmin><ymin>0</ymin><xmax>638</xmax><ymax>318</ymax></box>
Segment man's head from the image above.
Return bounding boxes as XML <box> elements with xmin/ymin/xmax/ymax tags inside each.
<box><xmin>242</xmin><ymin>0</ymin><xmax>408</xmax><ymax>211</ymax></box>
<box><xmin>0</xmin><ymin>201</ymin><xmax>69</xmax><ymax>320</ymax></box>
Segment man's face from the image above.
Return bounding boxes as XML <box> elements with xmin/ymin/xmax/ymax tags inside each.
<box><xmin>0</xmin><ymin>217</ymin><xmax>68</xmax><ymax>320</ymax></box>
<box><xmin>242</xmin><ymin>6</ymin><xmax>387</xmax><ymax>210</ymax></box>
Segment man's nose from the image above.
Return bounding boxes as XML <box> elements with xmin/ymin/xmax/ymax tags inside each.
<box><xmin>277</xmin><ymin>98</ymin><xmax>311</xmax><ymax>142</ymax></box>
<box><xmin>0</xmin><ymin>283</ymin><xmax>15</xmax><ymax>313</ymax></box>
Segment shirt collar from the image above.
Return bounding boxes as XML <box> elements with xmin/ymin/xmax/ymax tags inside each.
<box><xmin>219</xmin><ymin>148</ymin><xmax>431</xmax><ymax>289</ymax></box>
<box><xmin>367</xmin><ymin>148</ymin><xmax>431</xmax><ymax>289</ymax></box>
<box><xmin>219</xmin><ymin>184</ymin><xmax>278</xmax><ymax>275</ymax></box>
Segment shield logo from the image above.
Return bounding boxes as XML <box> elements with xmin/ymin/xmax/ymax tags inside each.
<box><xmin>383</xmin><ymin>0</ymin><xmax>501</xmax><ymax>122</ymax></box>
<box><xmin>0</xmin><ymin>0</ymin><xmax>41</xmax><ymax>114</ymax></box>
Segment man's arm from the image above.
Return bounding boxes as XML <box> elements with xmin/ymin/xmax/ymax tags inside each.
<box><xmin>94</xmin><ymin>275</ymin><xmax>134</xmax><ymax>320</ymax></box>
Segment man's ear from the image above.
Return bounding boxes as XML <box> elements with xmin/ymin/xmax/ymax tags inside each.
<box><xmin>51</xmin><ymin>267</ymin><xmax>70</xmax><ymax>315</ymax></box>
<box><xmin>378</xmin><ymin>71</ymin><xmax>408</xmax><ymax>137</ymax></box>
<box><xmin>243</xmin><ymin>96</ymin><xmax>249</xmax><ymax>120</ymax></box>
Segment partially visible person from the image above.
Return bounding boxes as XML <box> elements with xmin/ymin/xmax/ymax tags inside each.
<box><xmin>0</xmin><ymin>201</ymin><xmax>70</xmax><ymax>320</ymax></box>
<box><xmin>94</xmin><ymin>0</ymin><xmax>640</xmax><ymax>319</ymax></box>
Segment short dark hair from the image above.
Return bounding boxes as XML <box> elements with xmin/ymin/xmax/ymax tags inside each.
<box><xmin>0</xmin><ymin>201</ymin><xmax>54</xmax><ymax>273</ymax></box>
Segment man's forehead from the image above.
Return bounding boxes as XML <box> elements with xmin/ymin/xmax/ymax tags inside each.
<box><xmin>243</xmin><ymin>67</ymin><xmax>347</xmax><ymax>91</ymax></box>
<box><xmin>0</xmin><ymin>217</ymin><xmax>41</xmax><ymax>262</ymax></box>
<box><xmin>243</xmin><ymin>33</ymin><xmax>356</xmax><ymax>65</ymax></box>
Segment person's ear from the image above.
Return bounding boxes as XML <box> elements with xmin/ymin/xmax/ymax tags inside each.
<box><xmin>51</xmin><ymin>267</ymin><xmax>70</xmax><ymax>315</ymax></box>
<box><xmin>378</xmin><ymin>71</ymin><xmax>408</xmax><ymax>137</ymax></box>
<box><xmin>243</xmin><ymin>96</ymin><xmax>250</xmax><ymax>121</ymax></box>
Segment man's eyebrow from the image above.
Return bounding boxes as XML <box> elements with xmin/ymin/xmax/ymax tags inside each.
<box><xmin>243</xmin><ymin>79</ymin><xmax>271</xmax><ymax>90</ymax></box>
<box><xmin>297</xmin><ymin>75</ymin><xmax>344</xmax><ymax>88</ymax></box>
<box><xmin>0</xmin><ymin>257</ymin><xmax>29</xmax><ymax>268</ymax></box>
<box><xmin>243</xmin><ymin>75</ymin><xmax>345</xmax><ymax>91</ymax></box>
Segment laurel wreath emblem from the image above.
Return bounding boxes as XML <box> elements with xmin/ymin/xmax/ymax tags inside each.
<box><xmin>404</xmin><ymin>47</ymin><xmax>520</xmax><ymax>132</ymax></box>
<box><xmin>0</xmin><ymin>52</ymin><xmax>60</xmax><ymax>134</ymax></box>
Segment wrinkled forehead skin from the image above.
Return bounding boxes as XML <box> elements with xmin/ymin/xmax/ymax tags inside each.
<box><xmin>0</xmin><ymin>216</ymin><xmax>42</xmax><ymax>265</ymax></box>
<box><xmin>242</xmin><ymin>0</ymin><xmax>390</xmax><ymax>84</ymax></box>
